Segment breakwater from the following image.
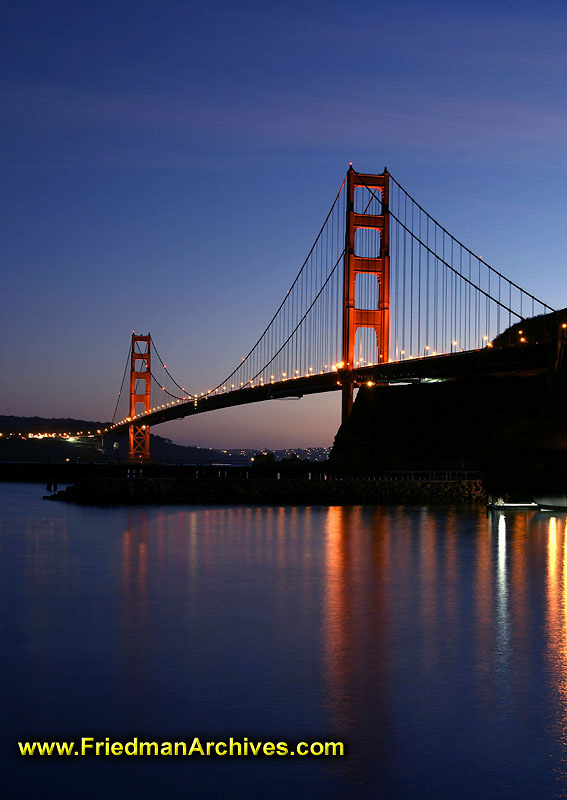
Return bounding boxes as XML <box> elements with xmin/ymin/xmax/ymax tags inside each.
<box><xmin>45</xmin><ymin>476</ymin><xmax>485</xmax><ymax>505</ymax></box>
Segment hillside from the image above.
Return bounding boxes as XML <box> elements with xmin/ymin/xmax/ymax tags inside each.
<box><xmin>0</xmin><ymin>416</ymin><xmax>238</xmax><ymax>463</ymax></box>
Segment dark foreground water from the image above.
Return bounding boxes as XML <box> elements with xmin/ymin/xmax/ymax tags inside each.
<box><xmin>3</xmin><ymin>484</ymin><xmax>567</xmax><ymax>798</ymax></box>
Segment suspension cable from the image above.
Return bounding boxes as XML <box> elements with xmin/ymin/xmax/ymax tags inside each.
<box><xmin>387</xmin><ymin>172</ymin><xmax>554</xmax><ymax>311</ymax></box>
<box><xmin>151</xmin><ymin>338</ymin><xmax>195</xmax><ymax>398</ymax></box>
<box><xmin>135</xmin><ymin>173</ymin><xmax>348</xmax><ymax>402</ymax></box>
<box><xmin>353</xmin><ymin>169</ymin><xmax>555</xmax><ymax>318</ymax></box>
<box><xmin>133</xmin><ymin>340</ymin><xmax>188</xmax><ymax>403</ymax></box>
<box><xmin>389</xmin><ymin>211</ymin><xmax>525</xmax><ymax>318</ymax></box>
<box><xmin>205</xmin><ymin>173</ymin><xmax>347</xmax><ymax>393</ymax></box>
<box><xmin>244</xmin><ymin>248</ymin><xmax>346</xmax><ymax>386</ymax></box>
<box><xmin>111</xmin><ymin>344</ymin><xmax>131</xmax><ymax>423</ymax></box>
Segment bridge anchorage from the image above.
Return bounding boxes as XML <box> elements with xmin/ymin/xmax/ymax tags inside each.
<box><xmin>106</xmin><ymin>165</ymin><xmax>558</xmax><ymax>463</ymax></box>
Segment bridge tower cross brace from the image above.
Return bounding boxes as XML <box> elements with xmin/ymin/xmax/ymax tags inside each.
<box><xmin>342</xmin><ymin>166</ymin><xmax>390</xmax><ymax>422</ymax></box>
<box><xmin>128</xmin><ymin>333</ymin><xmax>151</xmax><ymax>462</ymax></box>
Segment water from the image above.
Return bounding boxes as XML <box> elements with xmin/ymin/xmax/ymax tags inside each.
<box><xmin>2</xmin><ymin>483</ymin><xmax>567</xmax><ymax>798</ymax></box>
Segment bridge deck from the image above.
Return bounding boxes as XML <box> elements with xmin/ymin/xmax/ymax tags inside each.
<box><xmin>108</xmin><ymin>341</ymin><xmax>556</xmax><ymax>436</ymax></box>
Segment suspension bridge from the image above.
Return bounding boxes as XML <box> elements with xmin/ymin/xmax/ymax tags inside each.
<box><xmin>107</xmin><ymin>166</ymin><xmax>562</xmax><ymax>461</ymax></box>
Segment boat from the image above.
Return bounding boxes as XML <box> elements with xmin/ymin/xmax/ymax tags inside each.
<box><xmin>486</xmin><ymin>495</ymin><xmax>538</xmax><ymax>510</ymax></box>
<box><xmin>534</xmin><ymin>496</ymin><xmax>567</xmax><ymax>510</ymax></box>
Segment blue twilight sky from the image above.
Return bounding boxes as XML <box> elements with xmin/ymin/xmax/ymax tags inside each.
<box><xmin>2</xmin><ymin>0</ymin><xmax>567</xmax><ymax>449</ymax></box>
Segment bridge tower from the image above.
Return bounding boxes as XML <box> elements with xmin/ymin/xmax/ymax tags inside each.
<box><xmin>128</xmin><ymin>333</ymin><xmax>151</xmax><ymax>462</ymax></box>
<box><xmin>342</xmin><ymin>166</ymin><xmax>390</xmax><ymax>422</ymax></box>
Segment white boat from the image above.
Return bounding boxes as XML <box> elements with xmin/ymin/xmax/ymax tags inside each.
<box><xmin>486</xmin><ymin>495</ymin><xmax>538</xmax><ymax>509</ymax></box>
<box><xmin>534</xmin><ymin>496</ymin><xmax>567</xmax><ymax>510</ymax></box>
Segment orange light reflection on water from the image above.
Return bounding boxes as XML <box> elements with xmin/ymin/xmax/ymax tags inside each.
<box><xmin>546</xmin><ymin>515</ymin><xmax>567</xmax><ymax>749</ymax></box>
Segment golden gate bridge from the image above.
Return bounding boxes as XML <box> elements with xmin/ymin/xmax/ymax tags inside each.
<box><xmin>107</xmin><ymin>165</ymin><xmax>560</xmax><ymax>461</ymax></box>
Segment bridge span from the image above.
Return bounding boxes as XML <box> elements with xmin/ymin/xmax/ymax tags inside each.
<box><xmin>109</xmin><ymin>335</ymin><xmax>562</xmax><ymax>438</ymax></box>
<box><xmin>106</xmin><ymin>166</ymin><xmax>558</xmax><ymax>460</ymax></box>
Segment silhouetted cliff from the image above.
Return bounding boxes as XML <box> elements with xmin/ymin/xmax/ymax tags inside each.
<box><xmin>330</xmin><ymin>310</ymin><xmax>567</xmax><ymax>492</ymax></box>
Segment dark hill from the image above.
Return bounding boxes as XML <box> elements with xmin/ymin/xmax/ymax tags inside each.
<box><xmin>0</xmin><ymin>416</ymin><xmax>108</xmax><ymax>434</ymax></box>
<box><xmin>330</xmin><ymin>310</ymin><xmax>567</xmax><ymax>493</ymax></box>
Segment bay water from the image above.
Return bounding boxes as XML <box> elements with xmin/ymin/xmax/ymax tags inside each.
<box><xmin>2</xmin><ymin>483</ymin><xmax>567</xmax><ymax>798</ymax></box>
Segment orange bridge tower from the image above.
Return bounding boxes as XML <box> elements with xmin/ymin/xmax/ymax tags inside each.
<box><xmin>342</xmin><ymin>167</ymin><xmax>390</xmax><ymax>422</ymax></box>
<box><xmin>128</xmin><ymin>333</ymin><xmax>151</xmax><ymax>462</ymax></box>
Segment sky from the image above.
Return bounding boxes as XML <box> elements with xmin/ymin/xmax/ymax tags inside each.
<box><xmin>3</xmin><ymin>0</ymin><xmax>567</xmax><ymax>449</ymax></box>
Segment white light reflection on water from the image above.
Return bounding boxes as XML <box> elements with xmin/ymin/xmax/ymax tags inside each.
<box><xmin>495</xmin><ymin>512</ymin><xmax>510</xmax><ymax>675</ymax></box>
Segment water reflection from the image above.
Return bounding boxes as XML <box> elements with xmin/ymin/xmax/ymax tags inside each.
<box><xmin>320</xmin><ymin>505</ymin><xmax>567</xmax><ymax>794</ymax></box>
<box><xmin>6</xmin><ymin>485</ymin><xmax>567</xmax><ymax>797</ymax></box>
<box><xmin>544</xmin><ymin>514</ymin><xmax>567</xmax><ymax>767</ymax></box>
<box><xmin>113</xmin><ymin>502</ymin><xmax>567</xmax><ymax>787</ymax></box>
<box><xmin>121</xmin><ymin>511</ymin><xmax>150</xmax><ymax>702</ymax></box>
<box><xmin>496</xmin><ymin>513</ymin><xmax>510</xmax><ymax>673</ymax></box>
